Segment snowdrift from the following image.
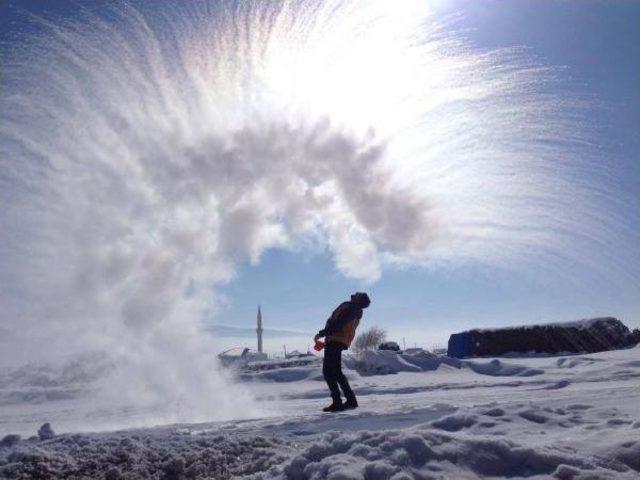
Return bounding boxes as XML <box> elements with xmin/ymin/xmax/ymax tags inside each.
<box><xmin>448</xmin><ymin>317</ymin><xmax>638</xmax><ymax>358</ymax></box>
<box><xmin>4</xmin><ymin>402</ymin><xmax>638</xmax><ymax>479</ymax></box>
<box><xmin>343</xmin><ymin>349</ymin><xmax>544</xmax><ymax>378</ymax></box>
<box><xmin>261</xmin><ymin>417</ymin><xmax>640</xmax><ymax>480</ymax></box>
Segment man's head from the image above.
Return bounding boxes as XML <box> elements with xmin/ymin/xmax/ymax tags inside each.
<box><xmin>350</xmin><ymin>292</ymin><xmax>371</xmax><ymax>309</ymax></box>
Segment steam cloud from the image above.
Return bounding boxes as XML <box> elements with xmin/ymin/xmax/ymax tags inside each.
<box><xmin>0</xmin><ymin>1</ymin><xmax>629</xmax><ymax>426</ymax></box>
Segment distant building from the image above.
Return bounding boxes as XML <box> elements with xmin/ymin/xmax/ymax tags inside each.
<box><xmin>447</xmin><ymin>317</ymin><xmax>638</xmax><ymax>358</ymax></box>
<box><xmin>218</xmin><ymin>347</ymin><xmax>267</xmax><ymax>367</ymax></box>
<box><xmin>285</xmin><ymin>350</ymin><xmax>314</xmax><ymax>359</ymax></box>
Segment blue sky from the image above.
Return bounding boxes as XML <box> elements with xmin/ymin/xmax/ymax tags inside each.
<box><xmin>213</xmin><ymin>0</ymin><xmax>640</xmax><ymax>353</ymax></box>
<box><xmin>2</xmin><ymin>0</ymin><xmax>638</xmax><ymax>357</ymax></box>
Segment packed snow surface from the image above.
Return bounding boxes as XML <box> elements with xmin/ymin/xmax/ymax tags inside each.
<box><xmin>1</xmin><ymin>346</ymin><xmax>639</xmax><ymax>479</ymax></box>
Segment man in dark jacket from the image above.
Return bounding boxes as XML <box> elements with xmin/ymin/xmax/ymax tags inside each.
<box><xmin>314</xmin><ymin>292</ymin><xmax>371</xmax><ymax>412</ymax></box>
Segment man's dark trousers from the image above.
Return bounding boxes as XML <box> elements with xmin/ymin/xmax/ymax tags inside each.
<box><xmin>323</xmin><ymin>342</ymin><xmax>355</xmax><ymax>403</ymax></box>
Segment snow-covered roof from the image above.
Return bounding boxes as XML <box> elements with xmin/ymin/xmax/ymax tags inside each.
<box><xmin>471</xmin><ymin>317</ymin><xmax>617</xmax><ymax>333</ymax></box>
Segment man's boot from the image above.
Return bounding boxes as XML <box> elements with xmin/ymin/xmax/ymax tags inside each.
<box><xmin>343</xmin><ymin>395</ymin><xmax>358</xmax><ymax>410</ymax></box>
<box><xmin>322</xmin><ymin>397</ymin><xmax>345</xmax><ymax>412</ymax></box>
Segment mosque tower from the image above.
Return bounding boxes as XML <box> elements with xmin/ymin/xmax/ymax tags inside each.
<box><xmin>256</xmin><ymin>306</ymin><xmax>263</xmax><ymax>353</ymax></box>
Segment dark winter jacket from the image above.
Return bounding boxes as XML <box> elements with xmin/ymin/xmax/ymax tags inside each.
<box><xmin>318</xmin><ymin>301</ymin><xmax>363</xmax><ymax>348</ymax></box>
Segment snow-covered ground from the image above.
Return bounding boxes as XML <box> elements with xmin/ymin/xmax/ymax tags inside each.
<box><xmin>1</xmin><ymin>346</ymin><xmax>639</xmax><ymax>479</ymax></box>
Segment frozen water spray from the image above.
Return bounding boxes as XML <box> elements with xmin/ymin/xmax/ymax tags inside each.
<box><xmin>0</xmin><ymin>0</ymin><xmax>630</xmax><ymax>428</ymax></box>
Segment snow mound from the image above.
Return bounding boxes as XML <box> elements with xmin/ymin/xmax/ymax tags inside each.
<box><xmin>398</xmin><ymin>350</ymin><xmax>447</xmax><ymax>371</ymax></box>
<box><xmin>0</xmin><ymin>430</ymin><xmax>289</xmax><ymax>479</ymax></box>
<box><xmin>343</xmin><ymin>349</ymin><xmax>543</xmax><ymax>378</ymax></box>
<box><xmin>556</xmin><ymin>356</ymin><xmax>605</xmax><ymax>368</ymax></box>
<box><xmin>343</xmin><ymin>349</ymin><xmax>464</xmax><ymax>376</ymax></box>
<box><xmin>256</xmin><ymin>427</ymin><xmax>638</xmax><ymax>480</ymax></box>
<box><xmin>429</xmin><ymin>413</ymin><xmax>478</xmax><ymax>431</ymax></box>
<box><xmin>464</xmin><ymin>359</ymin><xmax>544</xmax><ymax>377</ymax></box>
<box><xmin>2</xmin><ymin>399</ymin><xmax>639</xmax><ymax>479</ymax></box>
<box><xmin>344</xmin><ymin>351</ymin><xmax>423</xmax><ymax>376</ymax></box>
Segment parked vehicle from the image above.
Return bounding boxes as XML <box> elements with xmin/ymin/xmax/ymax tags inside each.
<box><xmin>378</xmin><ymin>341</ymin><xmax>401</xmax><ymax>352</ymax></box>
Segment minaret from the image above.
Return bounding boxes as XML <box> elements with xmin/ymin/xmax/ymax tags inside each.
<box><xmin>256</xmin><ymin>306</ymin><xmax>263</xmax><ymax>353</ymax></box>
